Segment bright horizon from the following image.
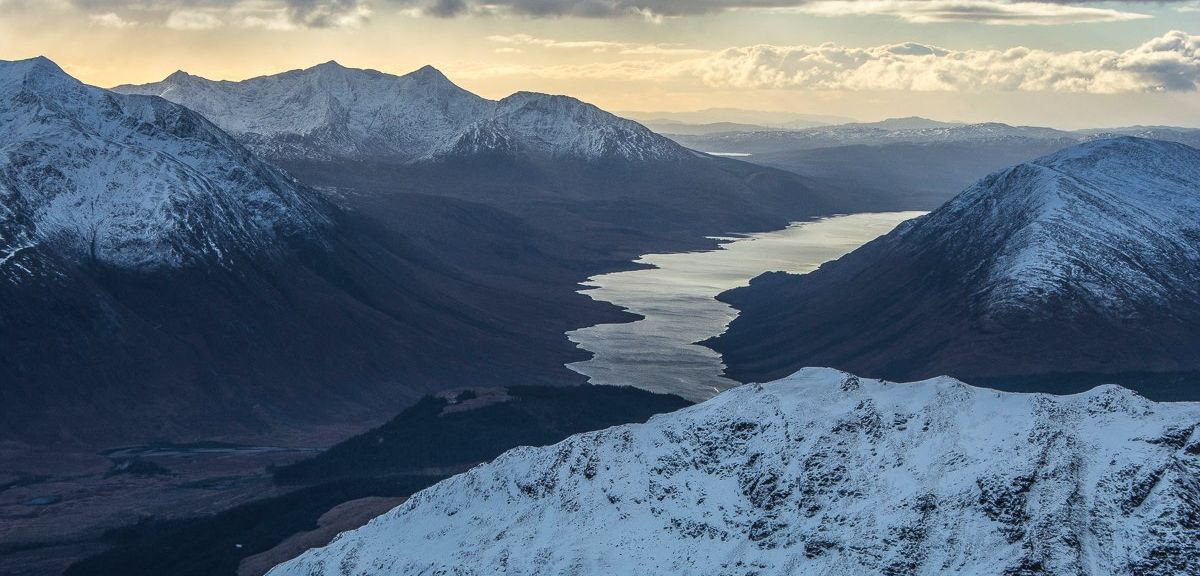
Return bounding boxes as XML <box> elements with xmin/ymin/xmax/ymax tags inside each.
<box><xmin>2</xmin><ymin>0</ymin><xmax>1199</xmax><ymax>129</ymax></box>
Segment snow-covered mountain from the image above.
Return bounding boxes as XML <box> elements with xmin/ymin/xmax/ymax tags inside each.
<box><xmin>712</xmin><ymin>137</ymin><xmax>1200</xmax><ymax>387</ymax></box>
<box><xmin>270</xmin><ymin>368</ymin><xmax>1200</xmax><ymax>576</ymax></box>
<box><xmin>0</xmin><ymin>57</ymin><xmax>636</xmax><ymax>446</ymax></box>
<box><xmin>0</xmin><ymin>56</ymin><xmax>328</xmax><ymax>277</ymax></box>
<box><xmin>421</xmin><ymin>91</ymin><xmax>692</xmax><ymax>162</ymax></box>
<box><xmin>116</xmin><ymin>62</ymin><xmax>692</xmax><ymax>163</ymax></box>
<box><xmin>939</xmin><ymin>137</ymin><xmax>1200</xmax><ymax>317</ymax></box>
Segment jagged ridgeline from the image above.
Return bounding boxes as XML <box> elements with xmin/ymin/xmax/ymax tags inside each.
<box><xmin>270</xmin><ymin>369</ymin><xmax>1200</xmax><ymax>576</ymax></box>
<box><xmin>115</xmin><ymin>61</ymin><xmax>697</xmax><ymax>163</ymax></box>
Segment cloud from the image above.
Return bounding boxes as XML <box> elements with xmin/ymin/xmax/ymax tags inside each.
<box><xmin>487</xmin><ymin>33</ymin><xmax>628</xmax><ymax>51</ymax></box>
<box><xmin>786</xmin><ymin>0</ymin><xmax>1150</xmax><ymax>25</ymax></box>
<box><xmin>88</xmin><ymin>11</ymin><xmax>136</xmax><ymax>27</ymax></box>
<box><xmin>66</xmin><ymin>0</ymin><xmax>369</xmax><ymax>29</ymax></box>
<box><xmin>282</xmin><ymin>0</ymin><xmax>370</xmax><ymax>27</ymax></box>
<box><xmin>462</xmin><ymin>31</ymin><xmax>1200</xmax><ymax>94</ymax></box>
<box><xmin>389</xmin><ymin>0</ymin><xmax>1184</xmax><ymax>21</ymax></box>
<box><xmin>165</xmin><ymin>9</ymin><xmax>224</xmax><ymax>29</ymax></box>
<box><xmin>43</xmin><ymin>0</ymin><xmax>1189</xmax><ymax>25</ymax></box>
<box><xmin>687</xmin><ymin>30</ymin><xmax>1200</xmax><ymax>92</ymax></box>
<box><xmin>486</xmin><ymin>33</ymin><xmax>707</xmax><ymax>55</ymax></box>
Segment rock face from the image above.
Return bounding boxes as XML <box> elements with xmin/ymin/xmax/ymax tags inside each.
<box><xmin>269</xmin><ymin>368</ymin><xmax>1200</xmax><ymax>576</ymax></box>
<box><xmin>116</xmin><ymin>63</ymin><xmax>692</xmax><ymax>163</ymax></box>
<box><xmin>711</xmin><ymin>138</ymin><xmax>1200</xmax><ymax>391</ymax></box>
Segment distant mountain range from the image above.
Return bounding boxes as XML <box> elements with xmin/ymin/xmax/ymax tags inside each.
<box><xmin>616</xmin><ymin>107</ymin><xmax>854</xmax><ymax>128</ymax></box>
<box><xmin>270</xmin><ymin>367</ymin><xmax>1200</xmax><ymax>576</ymax></box>
<box><xmin>664</xmin><ymin>119</ymin><xmax>1200</xmax><ymax>211</ymax></box>
<box><xmin>711</xmin><ymin>137</ymin><xmax>1200</xmax><ymax>397</ymax></box>
<box><xmin>118</xmin><ymin>63</ymin><xmax>692</xmax><ymax>164</ymax></box>
<box><xmin>638</xmin><ymin>120</ymin><xmax>791</xmax><ymax>136</ymax></box>
<box><xmin>670</xmin><ymin>119</ymin><xmax>1200</xmax><ymax>154</ymax></box>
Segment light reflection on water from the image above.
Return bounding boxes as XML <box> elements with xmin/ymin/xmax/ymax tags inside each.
<box><xmin>566</xmin><ymin>212</ymin><xmax>925</xmax><ymax>401</ymax></box>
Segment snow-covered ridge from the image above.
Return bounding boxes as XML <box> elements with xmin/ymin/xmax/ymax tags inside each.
<box><xmin>117</xmin><ymin>62</ymin><xmax>692</xmax><ymax>163</ymax></box>
<box><xmin>0</xmin><ymin>57</ymin><xmax>328</xmax><ymax>276</ymax></box>
<box><xmin>899</xmin><ymin>137</ymin><xmax>1200</xmax><ymax>317</ymax></box>
<box><xmin>270</xmin><ymin>367</ymin><xmax>1200</xmax><ymax>576</ymax></box>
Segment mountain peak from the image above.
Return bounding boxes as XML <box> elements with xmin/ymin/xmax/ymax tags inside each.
<box><xmin>0</xmin><ymin>55</ymin><xmax>71</xmax><ymax>86</ymax></box>
<box><xmin>0</xmin><ymin>59</ymin><xmax>328</xmax><ymax>273</ymax></box>
<box><xmin>163</xmin><ymin>69</ymin><xmax>197</xmax><ymax>83</ymax></box>
<box><xmin>408</xmin><ymin>64</ymin><xmax>446</xmax><ymax>79</ymax></box>
<box><xmin>316</xmin><ymin>59</ymin><xmax>345</xmax><ymax>69</ymax></box>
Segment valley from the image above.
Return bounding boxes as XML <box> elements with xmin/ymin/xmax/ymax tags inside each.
<box><xmin>2</xmin><ymin>14</ymin><xmax>1199</xmax><ymax>572</ymax></box>
<box><xmin>568</xmin><ymin>212</ymin><xmax>923</xmax><ymax>400</ymax></box>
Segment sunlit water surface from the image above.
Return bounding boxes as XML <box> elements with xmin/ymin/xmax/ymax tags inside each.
<box><xmin>566</xmin><ymin>212</ymin><xmax>925</xmax><ymax>401</ymax></box>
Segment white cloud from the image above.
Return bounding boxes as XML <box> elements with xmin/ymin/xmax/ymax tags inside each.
<box><xmin>67</xmin><ymin>1</ymin><xmax>369</xmax><ymax>30</ymax></box>
<box><xmin>465</xmin><ymin>31</ymin><xmax>1200</xmax><ymax>94</ymax></box>
<box><xmin>388</xmin><ymin>0</ymin><xmax>1182</xmax><ymax>23</ymax></box>
<box><xmin>88</xmin><ymin>11</ymin><xmax>136</xmax><ymax>28</ymax></box>
<box><xmin>488</xmin><ymin>33</ymin><xmax>626</xmax><ymax>51</ymax></box>
<box><xmin>165</xmin><ymin>9</ymin><xmax>224</xmax><ymax>30</ymax></box>
<box><xmin>786</xmin><ymin>0</ymin><xmax>1150</xmax><ymax>25</ymax></box>
<box><xmin>688</xmin><ymin>30</ymin><xmax>1200</xmax><ymax>92</ymax></box>
<box><xmin>1178</xmin><ymin>1</ymin><xmax>1200</xmax><ymax>12</ymax></box>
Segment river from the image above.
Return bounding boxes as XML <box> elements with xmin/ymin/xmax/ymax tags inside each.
<box><xmin>566</xmin><ymin>211</ymin><xmax>924</xmax><ymax>401</ymax></box>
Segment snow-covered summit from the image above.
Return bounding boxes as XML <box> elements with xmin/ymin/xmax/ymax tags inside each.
<box><xmin>0</xmin><ymin>57</ymin><xmax>328</xmax><ymax>278</ymax></box>
<box><xmin>116</xmin><ymin>61</ymin><xmax>489</xmax><ymax>161</ymax></box>
<box><xmin>916</xmin><ymin>136</ymin><xmax>1200</xmax><ymax>316</ymax></box>
<box><xmin>422</xmin><ymin>90</ymin><xmax>692</xmax><ymax>162</ymax></box>
<box><xmin>270</xmin><ymin>367</ymin><xmax>1200</xmax><ymax>576</ymax></box>
<box><xmin>116</xmin><ymin>63</ymin><xmax>692</xmax><ymax>163</ymax></box>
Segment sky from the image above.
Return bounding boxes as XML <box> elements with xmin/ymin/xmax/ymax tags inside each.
<box><xmin>1</xmin><ymin>0</ymin><xmax>1198</xmax><ymax>128</ymax></box>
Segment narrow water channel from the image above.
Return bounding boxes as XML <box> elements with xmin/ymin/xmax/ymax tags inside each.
<box><xmin>566</xmin><ymin>212</ymin><xmax>924</xmax><ymax>401</ymax></box>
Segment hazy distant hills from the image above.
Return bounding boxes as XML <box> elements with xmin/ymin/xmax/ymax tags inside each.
<box><xmin>665</xmin><ymin>119</ymin><xmax>1200</xmax><ymax>210</ymax></box>
<box><xmin>712</xmin><ymin>137</ymin><xmax>1200</xmax><ymax>397</ymax></box>
<box><xmin>270</xmin><ymin>368</ymin><xmax>1200</xmax><ymax>576</ymax></box>
<box><xmin>617</xmin><ymin>107</ymin><xmax>854</xmax><ymax>128</ymax></box>
<box><xmin>638</xmin><ymin>120</ymin><xmax>791</xmax><ymax>136</ymax></box>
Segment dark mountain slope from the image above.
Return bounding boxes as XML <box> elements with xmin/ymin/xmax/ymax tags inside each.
<box><xmin>0</xmin><ymin>58</ymin><xmax>622</xmax><ymax>445</ymax></box>
<box><xmin>710</xmin><ymin>138</ymin><xmax>1200</xmax><ymax>396</ymax></box>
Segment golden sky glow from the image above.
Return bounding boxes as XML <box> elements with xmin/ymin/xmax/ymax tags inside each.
<box><xmin>1</xmin><ymin>0</ymin><xmax>1198</xmax><ymax>127</ymax></box>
